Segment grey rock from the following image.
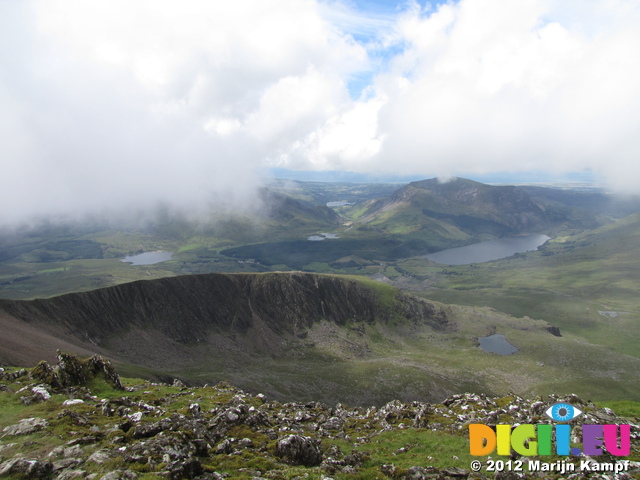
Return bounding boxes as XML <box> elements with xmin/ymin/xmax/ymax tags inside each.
<box><xmin>215</xmin><ymin>439</ymin><xmax>233</xmax><ymax>454</ymax></box>
<box><xmin>2</xmin><ymin>417</ymin><xmax>48</xmax><ymax>436</ymax></box>
<box><xmin>55</xmin><ymin>469</ymin><xmax>86</xmax><ymax>480</ymax></box>
<box><xmin>189</xmin><ymin>403</ymin><xmax>201</xmax><ymax>418</ymax></box>
<box><xmin>237</xmin><ymin>437</ymin><xmax>254</xmax><ymax>448</ymax></box>
<box><xmin>323</xmin><ymin>417</ymin><xmax>343</xmax><ymax>430</ymax></box>
<box><xmin>52</xmin><ymin>458</ymin><xmax>81</xmax><ymax>471</ymax></box>
<box><xmin>87</xmin><ymin>449</ymin><xmax>110</xmax><ymax>464</ymax></box>
<box><xmin>100</xmin><ymin>470</ymin><xmax>137</xmax><ymax>480</ymax></box>
<box><xmin>401</xmin><ymin>466</ymin><xmax>443</xmax><ymax>479</ymax></box>
<box><xmin>275</xmin><ymin>434</ymin><xmax>322</xmax><ymax>467</ymax></box>
<box><xmin>172</xmin><ymin>378</ymin><xmax>186</xmax><ymax>388</ymax></box>
<box><xmin>0</xmin><ymin>458</ymin><xmax>53</xmax><ymax>479</ymax></box>
<box><xmin>166</xmin><ymin>458</ymin><xmax>203</xmax><ymax>480</ymax></box>
<box><xmin>63</xmin><ymin>445</ymin><xmax>83</xmax><ymax>458</ymax></box>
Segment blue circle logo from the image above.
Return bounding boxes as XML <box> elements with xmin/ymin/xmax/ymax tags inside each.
<box><xmin>545</xmin><ymin>403</ymin><xmax>583</xmax><ymax>422</ymax></box>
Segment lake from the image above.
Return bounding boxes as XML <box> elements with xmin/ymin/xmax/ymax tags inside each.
<box><xmin>424</xmin><ymin>234</ymin><xmax>550</xmax><ymax>265</ymax></box>
<box><xmin>121</xmin><ymin>251</ymin><xmax>173</xmax><ymax>265</ymax></box>
<box><xmin>478</xmin><ymin>334</ymin><xmax>518</xmax><ymax>355</ymax></box>
<box><xmin>307</xmin><ymin>233</ymin><xmax>340</xmax><ymax>241</ymax></box>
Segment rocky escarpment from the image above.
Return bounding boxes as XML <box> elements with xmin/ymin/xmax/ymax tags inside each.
<box><xmin>0</xmin><ymin>272</ymin><xmax>451</xmax><ymax>347</ymax></box>
<box><xmin>0</xmin><ymin>354</ymin><xmax>638</xmax><ymax>480</ymax></box>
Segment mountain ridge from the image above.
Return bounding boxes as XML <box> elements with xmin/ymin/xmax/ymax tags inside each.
<box><xmin>0</xmin><ymin>272</ymin><xmax>452</xmax><ymax>348</ymax></box>
<box><xmin>0</xmin><ymin>271</ymin><xmax>585</xmax><ymax>406</ymax></box>
<box><xmin>354</xmin><ymin>177</ymin><xmax>555</xmax><ymax>237</ymax></box>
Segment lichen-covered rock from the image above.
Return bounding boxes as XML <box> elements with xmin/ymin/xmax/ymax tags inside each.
<box><xmin>99</xmin><ymin>470</ymin><xmax>137</xmax><ymax>480</ymax></box>
<box><xmin>30</xmin><ymin>351</ymin><xmax>123</xmax><ymax>391</ymax></box>
<box><xmin>31</xmin><ymin>361</ymin><xmax>62</xmax><ymax>390</ymax></box>
<box><xmin>55</xmin><ymin>469</ymin><xmax>87</xmax><ymax>480</ymax></box>
<box><xmin>275</xmin><ymin>434</ymin><xmax>322</xmax><ymax>467</ymax></box>
<box><xmin>166</xmin><ymin>458</ymin><xmax>203</xmax><ymax>480</ymax></box>
<box><xmin>2</xmin><ymin>417</ymin><xmax>49</xmax><ymax>436</ymax></box>
<box><xmin>86</xmin><ymin>450</ymin><xmax>110</xmax><ymax>464</ymax></box>
<box><xmin>0</xmin><ymin>458</ymin><xmax>53</xmax><ymax>479</ymax></box>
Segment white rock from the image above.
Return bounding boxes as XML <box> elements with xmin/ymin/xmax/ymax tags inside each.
<box><xmin>128</xmin><ymin>412</ymin><xmax>143</xmax><ymax>422</ymax></box>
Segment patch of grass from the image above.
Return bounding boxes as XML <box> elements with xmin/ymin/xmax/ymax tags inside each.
<box><xmin>36</xmin><ymin>267</ymin><xmax>67</xmax><ymax>274</ymax></box>
<box><xmin>0</xmin><ymin>391</ymin><xmax>28</xmax><ymax>430</ymax></box>
<box><xmin>352</xmin><ymin>428</ymin><xmax>472</xmax><ymax>472</ymax></box>
<box><xmin>595</xmin><ymin>401</ymin><xmax>640</xmax><ymax>418</ymax></box>
<box><xmin>177</xmin><ymin>243</ymin><xmax>204</xmax><ymax>252</ymax></box>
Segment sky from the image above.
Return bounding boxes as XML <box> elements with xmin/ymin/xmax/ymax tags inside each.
<box><xmin>1</xmin><ymin>0</ymin><xmax>640</xmax><ymax>223</ymax></box>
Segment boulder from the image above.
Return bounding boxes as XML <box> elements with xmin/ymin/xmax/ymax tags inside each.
<box><xmin>99</xmin><ymin>471</ymin><xmax>137</xmax><ymax>480</ymax></box>
<box><xmin>166</xmin><ymin>458</ymin><xmax>203</xmax><ymax>480</ymax></box>
<box><xmin>0</xmin><ymin>458</ymin><xmax>53</xmax><ymax>479</ymax></box>
<box><xmin>31</xmin><ymin>351</ymin><xmax>123</xmax><ymax>391</ymax></box>
<box><xmin>275</xmin><ymin>434</ymin><xmax>322</xmax><ymax>467</ymax></box>
<box><xmin>2</xmin><ymin>417</ymin><xmax>48</xmax><ymax>436</ymax></box>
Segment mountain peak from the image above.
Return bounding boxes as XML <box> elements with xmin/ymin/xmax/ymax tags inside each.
<box><xmin>357</xmin><ymin>177</ymin><xmax>550</xmax><ymax>237</ymax></box>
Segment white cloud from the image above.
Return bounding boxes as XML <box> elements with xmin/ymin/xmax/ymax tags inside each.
<box><xmin>354</xmin><ymin>0</ymin><xmax>640</xmax><ymax>190</ymax></box>
<box><xmin>0</xmin><ymin>0</ymin><xmax>367</xmax><ymax>222</ymax></box>
<box><xmin>1</xmin><ymin>0</ymin><xmax>640</xmax><ymax>225</ymax></box>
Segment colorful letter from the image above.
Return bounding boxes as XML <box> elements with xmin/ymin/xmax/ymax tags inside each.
<box><xmin>555</xmin><ymin>424</ymin><xmax>571</xmax><ymax>456</ymax></box>
<box><xmin>604</xmin><ymin>425</ymin><xmax>630</xmax><ymax>456</ymax></box>
<box><xmin>469</xmin><ymin>424</ymin><xmax>496</xmax><ymax>455</ymax></box>
<box><xmin>511</xmin><ymin>424</ymin><xmax>537</xmax><ymax>455</ymax></box>
<box><xmin>537</xmin><ymin>424</ymin><xmax>552</xmax><ymax>455</ymax></box>
<box><xmin>582</xmin><ymin>425</ymin><xmax>604</xmax><ymax>455</ymax></box>
<box><xmin>497</xmin><ymin>424</ymin><xmax>511</xmax><ymax>455</ymax></box>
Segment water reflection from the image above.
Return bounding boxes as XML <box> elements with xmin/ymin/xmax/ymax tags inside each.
<box><xmin>425</xmin><ymin>234</ymin><xmax>550</xmax><ymax>265</ymax></box>
<box><xmin>478</xmin><ymin>334</ymin><xmax>518</xmax><ymax>355</ymax></box>
<box><xmin>121</xmin><ymin>251</ymin><xmax>173</xmax><ymax>265</ymax></box>
<box><xmin>307</xmin><ymin>233</ymin><xmax>340</xmax><ymax>241</ymax></box>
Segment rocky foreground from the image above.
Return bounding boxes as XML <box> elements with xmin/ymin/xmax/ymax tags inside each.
<box><xmin>0</xmin><ymin>353</ymin><xmax>639</xmax><ymax>480</ymax></box>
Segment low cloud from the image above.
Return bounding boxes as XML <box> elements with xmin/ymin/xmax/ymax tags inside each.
<box><xmin>1</xmin><ymin>0</ymin><xmax>640</xmax><ymax>225</ymax></box>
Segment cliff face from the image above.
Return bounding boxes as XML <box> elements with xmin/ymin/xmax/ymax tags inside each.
<box><xmin>0</xmin><ymin>272</ymin><xmax>450</xmax><ymax>348</ymax></box>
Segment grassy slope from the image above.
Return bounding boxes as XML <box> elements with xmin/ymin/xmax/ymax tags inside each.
<box><xmin>421</xmin><ymin>213</ymin><xmax>640</xmax><ymax>360</ymax></box>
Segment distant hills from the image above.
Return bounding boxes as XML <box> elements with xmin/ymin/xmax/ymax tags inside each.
<box><xmin>351</xmin><ymin>177</ymin><xmax>555</xmax><ymax>237</ymax></box>
<box><xmin>1</xmin><ymin>176</ymin><xmax>639</xmax><ymax>298</ymax></box>
<box><xmin>224</xmin><ymin>177</ymin><xmax>618</xmax><ymax>268</ymax></box>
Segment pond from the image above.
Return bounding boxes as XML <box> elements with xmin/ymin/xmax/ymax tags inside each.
<box><xmin>424</xmin><ymin>234</ymin><xmax>550</xmax><ymax>265</ymax></box>
<box><xmin>307</xmin><ymin>233</ymin><xmax>340</xmax><ymax>241</ymax></box>
<box><xmin>121</xmin><ymin>251</ymin><xmax>173</xmax><ymax>265</ymax></box>
<box><xmin>478</xmin><ymin>334</ymin><xmax>518</xmax><ymax>355</ymax></box>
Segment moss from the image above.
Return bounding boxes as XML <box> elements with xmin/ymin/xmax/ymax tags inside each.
<box><xmin>494</xmin><ymin>395</ymin><xmax>515</xmax><ymax>408</ymax></box>
<box><xmin>227</xmin><ymin>424</ymin><xmax>269</xmax><ymax>446</ymax></box>
<box><xmin>127</xmin><ymin>462</ymin><xmax>157</xmax><ymax>473</ymax></box>
<box><xmin>106</xmin><ymin>429</ymin><xmax>126</xmax><ymax>440</ymax></box>
<box><xmin>266</xmin><ymin>439</ymin><xmax>279</xmax><ymax>457</ymax></box>
<box><xmin>30</xmin><ymin>361</ymin><xmax>62</xmax><ymax>389</ymax></box>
